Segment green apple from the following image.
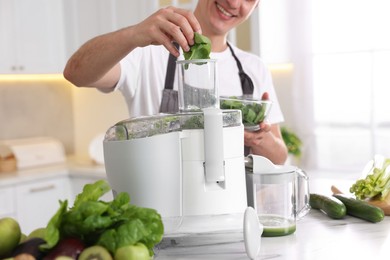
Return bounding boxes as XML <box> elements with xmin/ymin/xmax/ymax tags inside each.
<box><xmin>79</xmin><ymin>245</ymin><xmax>113</xmax><ymax>260</ymax></box>
<box><xmin>114</xmin><ymin>243</ymin><xmax>150</xmax><ymax>260</ymax></box>
<box><xmin>0</xmin><ymin>217</ymin><xmax>21</xmax><ymax>257</ymax></box>
<box><xmin>54</xmin><ymin>257</ymin><xmax>75</xmax><ymax>260</ymax></box>
<box><xmin>19</xmin><ymin>233</ymin><xmax>27</xmax><ymax>244</ymax></box>
<box><xmin>27</xmin><ymin>227</ymin><xmax>46</xmax><ymax>241</ymax></box>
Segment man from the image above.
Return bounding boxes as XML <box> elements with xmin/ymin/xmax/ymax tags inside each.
<box><xmin>63</xmin><ymin>0</ymin><xmax>288</xmax><ymax>164</ymax></box>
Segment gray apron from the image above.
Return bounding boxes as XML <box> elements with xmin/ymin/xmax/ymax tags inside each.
<box><xmin>159</xmin><ymin>43</ymin><xmax>180</xmax><ymax>113</ymax></box>
<box><xmin>159</xmin><ymin>42</ymin><xmax>255</xmax><ymax>154</ymax></box>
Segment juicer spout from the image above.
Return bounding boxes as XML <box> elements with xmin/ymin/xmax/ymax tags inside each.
<box><xmin>202</xmin><ymin>107</ymin><xmax>225</xmax><ymax>183</ymax></box>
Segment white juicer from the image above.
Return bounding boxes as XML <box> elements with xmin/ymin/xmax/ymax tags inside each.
<box><xmin>103</xmin><ymin>59</ymin><xmax>248</xmax><ymax>233</ymax></box>
<box><xmin>103</xmin><ymin>109</ymin><xmax>247</xmax><ymax>230</ymax></box>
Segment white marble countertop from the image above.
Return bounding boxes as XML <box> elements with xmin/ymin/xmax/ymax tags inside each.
<box><xmin>2</xmin><ymin>162</ymin><xmax>388</xmax><ymax>259</ymax></box>
<box><xmin>154</xmin><ymin>210</ymin><xmax>390</xmax><ymax>260</ymax></box>
<box><xmin>155</xmin><ymin>171</ymin><xmax>390</xmax><ymax>260</ymax></box>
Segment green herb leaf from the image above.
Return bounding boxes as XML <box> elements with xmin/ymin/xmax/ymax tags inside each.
<box><xmin>183</xmin><ymin>32</ymin><xmax>211</xmax><ymax>69</ymax></box>
<box><xmin>40</xmin><ymin>200</ymin><xmax>68</xmax><ymax>251</ymax></box>
<box><xmin>281</xmin><ymin>127</ymin><xmax>302</xmax><ymax>157</ymax></box>
<box><xmin>72</xmin><ymin>179</ymin><xmax>111</xmax><ymax>209</ymax></box>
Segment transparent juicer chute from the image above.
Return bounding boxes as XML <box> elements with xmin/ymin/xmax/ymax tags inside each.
<box><xmin>176</xmin><ymin>59</ymin><xmax>218</xmax><ymax>112</ymax></box>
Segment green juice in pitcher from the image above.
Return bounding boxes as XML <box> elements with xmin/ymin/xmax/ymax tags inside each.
<box><xmin>259</xmin><ymin>214</ymin><xmax>296</xmax><ymax>237</ymax></box>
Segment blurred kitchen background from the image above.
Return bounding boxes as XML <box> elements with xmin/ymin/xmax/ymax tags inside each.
<box><xmin>1</xmin><ymin>0</ymin><xmax>390</xmax><ymax>173</ymax></box>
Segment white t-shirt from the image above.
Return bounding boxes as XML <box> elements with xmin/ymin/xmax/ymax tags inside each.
<box><xmin>116</xmin><ymin>44</ymin><xmax>284</xmax><ymax>124</ymax></box>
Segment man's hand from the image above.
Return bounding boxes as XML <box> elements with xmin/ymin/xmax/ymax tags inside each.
<box><xmin>244</xmin><ymin>91</ymin><xmax>271</xmax><ymax>146</ymax></box>
<box><xmin>244</xmin><ymin>92</ymin><xmax>288</xmax><ymax>164</ymax></box>
<box><xmin>131</xmin><ymin>6</ymin><xmax>202</xmax><ymax>57</ymax></box>
<box><xmin>244</xmin><ymin>120</ymin><xmax>272</xmax><ymax>148</ymax></box>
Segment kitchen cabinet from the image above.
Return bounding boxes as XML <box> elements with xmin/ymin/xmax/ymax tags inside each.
<box><xmin>0</xmin><ymin>164</ymin><xmax>110</xmax><ymax>235</ymax></box>
<box><xmin>0</xmin><ymin>186</ymin><xmax>16</xmax><ymax>219</ymax></box>
<box><xmin>0</xmin><ymin>0</ymin><xmax>66</xmax><ymax>74</ymax></box>
<box><xmin>15</xmin><ymin>177</ymin><xmax>71</xmax><ymax>235</ymax></box>
<box><xmin>63</xmin><ymin>0</ymin><xmax>115</xmax><ymax>55</ymax></box>
<box><xmin>63</xmin><ymin>0</ymin><xmax>156</xmax><ymax>55</ymax></box>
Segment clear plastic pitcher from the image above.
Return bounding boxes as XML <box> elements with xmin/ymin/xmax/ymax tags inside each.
<box><xmin>245</xmin><ymin>155</ymin><xmax>310</xmax><ymax>236</ymax></box>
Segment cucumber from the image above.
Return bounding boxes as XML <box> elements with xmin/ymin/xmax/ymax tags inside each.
<box><xmin>309</xmin><ymin>193</ymin><xmax>346</xmax><ymax>219</ymax></box>
<box><xmin>333</xmin><ymin>194</ymin><xmax>385</xmax><ymax>223</ymax></box>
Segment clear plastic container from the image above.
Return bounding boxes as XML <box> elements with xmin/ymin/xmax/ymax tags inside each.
<box><xmin>220</xmin><ymin>96</ymin><xmax>272</xmax><ymax>131</ymax></box>
<box><xmin>176</xmin><ymin>59</ymin><xmax>218</xmax><ymax>112</ymax></box>
<box><xmin>246</xmin><ymin>155</ymin><xmax>310</xmax><ymax>237</ymax></box>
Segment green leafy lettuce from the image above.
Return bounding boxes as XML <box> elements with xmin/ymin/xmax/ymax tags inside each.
<box><xmin>41</xmin><ymin>179</ymin><xmax>164</xmax><ymax>257</ymax></box>
<box><xmin>350</xmin><ymin>156</ymin><xmax>390</xmax><ymax>200</ymax></box>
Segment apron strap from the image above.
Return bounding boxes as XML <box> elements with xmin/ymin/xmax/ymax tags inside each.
<box><xmin>160</xmin><ymin>42</ymin><xmax>180</xmax><ymax>113</ymax></box>
<box><xmin>227</xmin><ymin>42</ymin><xmax>254</xmax><ymax>96</ymax></box>
<box><xmin>164</xmin><ymin>43</ymin><xmax>179</xmax><ymax>90</ymax></box>
<box><xmin>226</xmin><ymin>42</ymin><xmax>254</xmax><ymax>155</ymax></box>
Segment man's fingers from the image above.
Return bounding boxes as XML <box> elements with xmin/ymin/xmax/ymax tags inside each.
<box><xmin>164</xmin><ymin>7</ymin><xmax>201</xmax><ymax>49</ymax></box>
<box><xmin>261</xmin><ymin>92</ymin><xmax>269</xmax><ymax>100</ymax></box>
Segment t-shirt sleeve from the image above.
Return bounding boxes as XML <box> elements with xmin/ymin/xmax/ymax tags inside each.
<box><xmin>114</xmin><ymin>49</ymin><xmax>143</xmax><ymax>99</ymax></box>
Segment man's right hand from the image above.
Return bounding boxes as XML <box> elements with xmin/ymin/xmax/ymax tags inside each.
<box><xmin>131</xmin><ymin>6</ymin><xmax>202</xmax><ymax>57</ymax></box>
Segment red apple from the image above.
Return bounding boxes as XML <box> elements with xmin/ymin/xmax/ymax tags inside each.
<box><xmin>43</xmin><ymin>237</ymin><xmax>85</xmax><ymax>260</ymax></box>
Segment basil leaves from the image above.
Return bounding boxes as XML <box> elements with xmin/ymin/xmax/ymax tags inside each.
<box><xmin>183</xmin><ymin>32</ymin><xmax>211</xmax><ymax>69</ymax></box>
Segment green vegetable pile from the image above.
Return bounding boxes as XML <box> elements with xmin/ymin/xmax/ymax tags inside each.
<box><xmin>220</xmin><ymin>97</ymin><xmax>270</xmax><ymax>126</ymax></box>
<box><xmin>350</xmin><ymin>155</ymin><xmax>390</xmax><ymax>200</ymax></box>
<box><xmin>41</xmin><ymin>179</ymin><xmax>164</xmax><ymax>257</ymax></box>
<box><xmin>181</xmin><ymin>114</ymin><xmax>204</xmax><ymax>129</ymax></box>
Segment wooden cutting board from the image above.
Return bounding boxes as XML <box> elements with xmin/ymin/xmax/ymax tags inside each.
<box><xmin>0</xmin><ymin>156</ymin><xmax>17</xmax><ymax>173</ymax></box>
<box><xmin>331</xmin><ymin>185</ymin><xmax>390</xmax><ymax>216</ymax></box>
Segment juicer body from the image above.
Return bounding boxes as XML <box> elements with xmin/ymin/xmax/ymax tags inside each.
<box><xmin>103</xmin><ymin>124</ymin><xmax>247</xmax><ymax>219</ymax></box>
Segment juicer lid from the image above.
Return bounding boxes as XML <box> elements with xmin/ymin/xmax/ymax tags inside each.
<box><xmin>104</xmin><ymin>111</ymin><xmax>242</xmax><ymax>142</ymax></box>
<box><xmin>245</xmin><ymin>154</ymin><xmax>297</xmax><ymax>174</ymax></box>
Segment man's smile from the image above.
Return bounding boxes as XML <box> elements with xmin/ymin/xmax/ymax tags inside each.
<box><xmin>215</xmin><ymin>2</ymin><xmax>237</xmax><ymax>18</ymax></box>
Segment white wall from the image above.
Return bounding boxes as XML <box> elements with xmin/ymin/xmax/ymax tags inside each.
<box><xmin>71</xmin><ymin>87</ymin><xmax>128</xmax><ymax>160</ymax></box>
